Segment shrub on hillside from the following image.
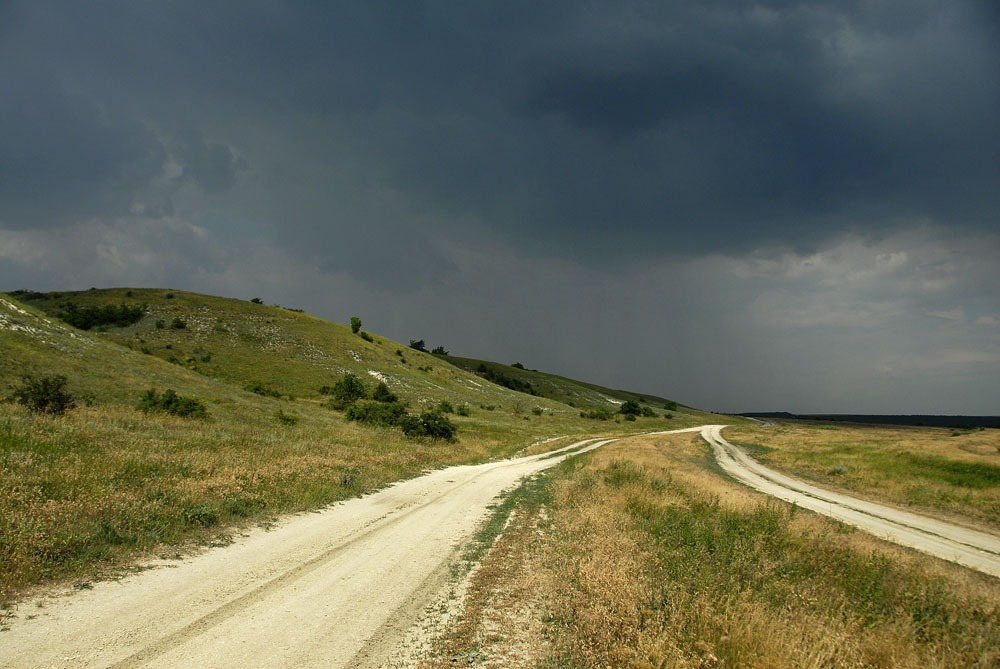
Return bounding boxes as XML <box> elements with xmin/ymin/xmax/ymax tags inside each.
<box><xmin>580</xmin><ymin>408</ymin><xmax>614</xmax><ymax>421</ymax></box>
<box><xmin>170</xmin><ymin>317</ymin><xmax>187</xmax><ymax>329</ymax></box>
<box><xmin>437</xmin><ymin>400</ymin><xmax>455</xmax><ymax>414</ymax></box>
<box><xmin>138</xmin><ymin>388</ymin><xmax>208</xmax><ymax>418</ymax></box>
<box><xmin>475</xmin><ymin>363</ymin><xmax>538</xmax><ymax>396</ymax></box>
<box><xmin>245</xmin><ymin>379</ymin><xmax>281</xmax><ymax>398</ymax></box>
<box><xmin>400</xmin><ymin>410</ymin><xmax>457</xmax><ymax>441</ymax></box>
<box><xmin>618</xmin><ymin>400</ymin><xmax>642</xmax><ymax>416</ymax></box>
<box><xmin>344</xmin><ymin>400</ymin><xmax>407</xmax><ymax>427</ymax></box>
<box><xmin>325</xmin><ymin>373</ymin><xmax>368</xmax><ymax>409</ymax></box>
<box><xmin>359</xmin><ymin>331</ymin><xmax>374</xmax><ymax>342</ymax></box>
<box><xmin>431</xmin><ymin>345</ymin><xmax>448</xmax><ymax>355</ymax></box>
<box><xmin>664</xmin><ymin>400</ymin><xmax>678</xmax><ymax>411</ymax></box>
<box><xmin>532</xmin><ymin>407</ymin><xmax>543</xmax><ymax>416</ymax></box>
<box><xmin>274</xmin><ymin>407</ymin><xmax>300</xmax><ymax>425</ymax></box>
<box><xmin>641</xmin><ymin>405</ymin><xmax>656</xmax><ymax>417</ymax></box>
<box><xmin>350</xmin><ymin>316</ymin><xmax>362</xmax><ymax>334</ymax></box>
<box><xmin>455</xmin><ymin>404</ymin><xmax>471</xmax><ymax>416</ymax></box>
<box><xmin>371</xmin><ymin>381</ymin><xmax>398</xmax><ymax>403</ymax></box>
<box><xmin>511</xmin><ymin>362</ymin><xmax>525</xmax><ymax>369</ymax></box>
<box><xmin>409</xmin><ymin>339</ymin><xmax>428</xmax><ymax>352</ymax></box>
<box><xmin>58</xmin><ymin>302</ymin><xmax>147</xmax><ymax>330</ymax></box>
<box><xmin>10</xmin><ymin>375</ymin><xmax>75</xmax><ymax>415</ymax></box>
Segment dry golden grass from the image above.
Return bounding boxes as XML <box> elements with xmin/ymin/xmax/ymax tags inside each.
<box><xmin>725</xmin><ymin>421</ymin><xmax>1000</xmax><ymax>531</ymax></box>
<box><xmin>433</xmin><ymin>432</ymin><xmax>1000</xmax><ymax>668</ymax></box>
<box><xmin>0</xmin><ymin>400</ymin><xmax>550</xmax><ymax>607</ymax></box>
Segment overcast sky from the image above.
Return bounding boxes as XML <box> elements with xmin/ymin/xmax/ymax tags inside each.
<box><xmin>2</xmin><ymin>1</ymin><xmax>998</xmax><ymax>414</ymax></box>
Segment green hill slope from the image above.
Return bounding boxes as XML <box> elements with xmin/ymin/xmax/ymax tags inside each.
<box><xmin>9</xmin><ymin>288</ymin><xmax>564</xmax><ymax>413</ymax></box>
<box><xmin>438</xmin><ymin>354</ymin><xmax>684</xmax><ymax>412</ymax></box>
<box><xmin>0</xmin><ymin>288</ymin><xmax>718</xmax><ymax>604</ymax></box>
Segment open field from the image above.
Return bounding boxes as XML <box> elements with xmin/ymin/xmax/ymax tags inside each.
<box><xmin>725</xmin><ymin>421</ymin><xmax>1000</xmax><ymax>532</ymax></box>
<box><xmin>2</xmin><ymin>434</ymin><xmax>683</xmax><ymax>669</ymax></box>
<box><xmin>0</xmin><ymin>290</ymin><xmax>704</xmax><ymax>607</ymax></box>
<box><xmin>428</xmin><ymin>432</ymin><xmax>1000</xmax><ymax>667</ymax></box>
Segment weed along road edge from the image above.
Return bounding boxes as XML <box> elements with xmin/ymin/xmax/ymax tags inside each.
<box><xmin>4</xmin><ymin>425</ymin><xmax>998</xmax><ymax>669</ymax></box>
<box><xmin>0</xmin><ymin>428</ymin><xmax>701</xmax><ymax>669</ymax></box>
<box><xmin>702</xmin><ymin>425</ymin><xmax>1000</xmax><ymax>578</ymax></box>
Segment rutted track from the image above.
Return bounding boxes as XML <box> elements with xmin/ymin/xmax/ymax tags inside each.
<box><xmin>702</xmin><ymin>425</ymin><xmax>1000</xmax><ymax>578</ymax></box>
<box><xmin>0</xmin><ymin>428</ymin><xmax>702</xmax><ymax>669</ymax></box>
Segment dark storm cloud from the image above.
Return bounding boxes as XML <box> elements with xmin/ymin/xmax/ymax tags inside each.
<box><xmin>3</xmin><ymin>1</ymin><xmax>997</xmax><ymax>260</ymax></box>
<box><xmin>2</xmin><ymin>1</ymin><xmax>999</xmax><ymax>413</ymax></box>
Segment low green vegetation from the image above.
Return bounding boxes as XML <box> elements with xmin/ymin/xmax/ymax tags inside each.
<box><xmin>137</xmin><ymin>388</ymin><xmax>209</xmax><ymax>418</ymax></box>
<box><xmin>344</xmin><ymin>400</ymin><xmax>408</xmax><ymax>427</ymax></box>
<box><xmin>442</xmin><ymin>353</ymin><xmax>686</xmax><ymax>412</ymax></box>
<box><xmin>400</xmin><ymin>410</ymin><xmax>457</xmax><ymax>441</ymax></box>
<box><xmin>9</xmin><ymin>375</ymin><xmax>75</xmax><ymax>415</ymax></box>
<box><xmin>55</xmin><ymin>301</ymin><xmax>146</xmax><ymax>331</ymax></box>
<box><xmin>273</xmin><ymin>407</ymin><xmax>299</xmax><ymax>425</ymax></box>
<box><xmin>244</xmin><ymin>379</ymin><xmax>282</xmax><ymax>398</ymax></box>
<box><xmin>432</xmin><ymin>433</ymin><xmax>1000</xmax><ymax>667</ymax></box>
<box><xmin>324</xmin><ymin>372</ymin><xmax>368</xmax><ymax>409</ymax></box>
<box><xmin>475</xmin><ymin>362</ymin><xmax>538</xmax><ymax>396</ymax></box>
<box><xmin>727</xmin><ymin>421</ymin><xmax>1000</xmax><ymax>530</ymax></box>
<box><xmin>0</xmin><ymin>288</ymin><xmax>715</xmax><ymax>606</ymax></box>
<box><xmin>371</xmin><ymin>381</ymin><xmax>397</xmax><ymax>403</ymax></box>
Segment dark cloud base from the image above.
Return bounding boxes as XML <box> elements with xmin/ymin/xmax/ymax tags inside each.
<box><xmin>1</xmin><ymin>1</ymin><xmax>997</xmax><ymax>413</ymax></box>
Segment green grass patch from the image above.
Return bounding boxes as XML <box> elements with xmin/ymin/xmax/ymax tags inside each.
<box><xmin>892</xmin><ymin>453</ymin><xmax>1000</xmax><ymax>489</ymax></box>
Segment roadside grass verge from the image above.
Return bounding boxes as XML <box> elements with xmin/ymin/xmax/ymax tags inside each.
<box><xmin>431</xmin><ymin>433</ymin><xmax>1000</xmax><ymax>667</ymax></box>
<box><xmin>726</xmin><ymin>421</ymin><xmax>1000</xmax><ymax>531</ymax></box>
<box><xmin>430</xmin><ymin>465</ymin><xmax>567</xmax><ymax>667</ymax></box>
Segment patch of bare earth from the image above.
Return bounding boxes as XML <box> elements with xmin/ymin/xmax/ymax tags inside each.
<box><xmin>419</xmin><ymin>505</ymin><xmax>552</xmax><ymax>668</ymax></box>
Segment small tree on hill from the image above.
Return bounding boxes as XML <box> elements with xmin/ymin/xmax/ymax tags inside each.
<box><xmin>350</xmin><ymin>316</ymin><xmax>362</xmax><ymax>334</ymax></box>
<box><xmin>371</xmin><ymin>381</ymin><xmax>398</xmax><ymax>403</ymax></box>
<box><xmin>327</xmin><ymin>373</ymin><xmax>368</xmax><ymax>409</ymax></box>
<box><xmin>11</xmin><ymin>375</ymin><xmax>75</xmax><ymax>415</ymax></box>
<box><xmin>618</xmin><ymin>400</ymin><xmax>642</xmax><ymax>416</ymax></box>
<box><xmin>409</xmin><ymin>339</ymin><xmax>427</xmax><ymax>352</ymax></box>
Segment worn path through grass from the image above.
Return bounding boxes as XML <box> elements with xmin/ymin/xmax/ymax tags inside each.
<box><xmin>424</xmin><ymin>430</ymin><xmax>1000</xmax><ymax>668</ymax></box>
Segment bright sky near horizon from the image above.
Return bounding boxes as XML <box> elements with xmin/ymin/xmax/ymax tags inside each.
<box><xmin>1</xmin><ymin>2</ymin><xmax>998</xmax><ymax>414</ymax></box>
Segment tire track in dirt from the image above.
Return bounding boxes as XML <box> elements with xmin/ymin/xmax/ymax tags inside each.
<box><xmin>0</xmin><ymin>430</ymin><xmax>701</xmax><ymax>668</ymax></box>
<box><xmin>702</xmin><ymin>425</ymin><xmax>1000</xmax><ymax>578</ymax></box>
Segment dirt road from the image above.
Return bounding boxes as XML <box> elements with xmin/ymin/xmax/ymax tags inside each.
<box><xmin>0</xmin><ymin>428</ymin><xmax>702</xmax><ymax>668</ymax></box>
<box><xmin>702</xmin><ymin>424</ymin><xmax>1000</xmax><ymax>578</ymax></box>
<box><xmin>6</xmin><ymin>424</ymin><xmax>997</xmax><ymax>668</ymax></box>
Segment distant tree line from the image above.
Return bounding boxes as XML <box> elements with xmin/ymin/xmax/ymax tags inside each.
<box><xmin>475</xmin><ymin>363</ymin><xmax>539</xmax><ymax>396</ymax></box>
<box><xmin>58</xmin><ymin>302</ymin><xmax>147</xmax><ymax>330</ymax></box>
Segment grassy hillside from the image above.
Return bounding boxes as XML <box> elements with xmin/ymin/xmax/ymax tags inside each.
<box><xmin>0</xmin><ymin>289</ymin><xmax>711</xmax><ymax>605</ymax></box>
<box><xmin>438</xmin><ymin>354</ymin><xmax>684</xmax><ymax>412</ymax></box>
<box><xmin>9</xmin><ymin>288</ymin><xmax>562</xmax><ymax>412</ymax></box>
